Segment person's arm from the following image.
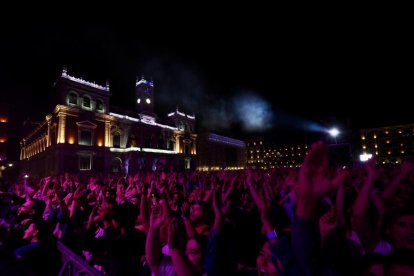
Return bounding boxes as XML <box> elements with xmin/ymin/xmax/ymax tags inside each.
<box><xmin>222</xmin><ymin>175</ymin><xmax>237</xmax><ymax>203</ymax></box>
<box><xmin>86</xmin><ymin>206</ymin><xmax>98</xmax><ymax>231</ymax></box>
<box><xmin>140</xmin><ymin>183</ymin><xmax>150</xmax><ymax>234</ymax></box>
<box><xmin>145</xmin><ymin>204</ymin><xmax>166</xmax><ymax>275</ymax></box>
<box><xmin>335</xmin><ymin>178</ymin><xmax>347</xmax><ymax>227</ymax></box>
<box><xmin>293</xmin><ymin>141</ymin><xmax>344</xmax><ymax>276</ymax></box>
<box><xmin>181</xmin><ymin>202</ymin><xmax>197</xmax><ymax>238</ymax></box>
<box><xmin>54</xmin><ymin>182</ymin><xmax>70</xmax><ymax>218</ymax></box>
<box><xmin>211</xmin><ymin>188</ymin><xmax>222</xmax><ymax>232</ymax></box>
<box><xmin>169</xmin><ymin>218</ymin><xmax>200</xmax><ymax>276</ymax></box>
<box><xmin>383</xmin><ymin>161</ymin><xmax>414</xmax><ymax>201</ymax></box>
<box><xmin>351</xmin><ymin>158</ymin><xmax>380</xmax><ymax>252</ymax></box>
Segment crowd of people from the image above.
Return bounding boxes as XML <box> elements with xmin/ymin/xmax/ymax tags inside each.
<box><xmin>1</xmin><ymin>141</ymin><xmax>414</xmax><ymax>275</ymax></box>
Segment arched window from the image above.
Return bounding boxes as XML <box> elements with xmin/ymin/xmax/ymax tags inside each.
<box><xmin>68</xmin><ymin>91</ymin><xmax>78</xmax><ymax>105</ymax></box>
<box><xmin>83</xmin><ymin>95</ymin><xmax>91</xmax><ymax>109</ymax></box>
<box><xmin>111</xmin><ymin>158</ymin><xmax>122</xmax><ymax>173</ymax></box>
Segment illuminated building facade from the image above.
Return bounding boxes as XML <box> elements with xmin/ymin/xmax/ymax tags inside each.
<box><xmin>196</xmin><ymin>133</ymin><xmax>246</xmax><ymax>171</ymax></box>
<box><xmin>360</xmin><ymin>124</ymin><xmax>414</xmax><ymax>164</ymax></box>
<box><xmin>246</xmin><ymin>139</ymin><xmax>308</xmax><ymax>169</ymax></box>
<box><xmin>20</xmin><ymin>68</ymin><xmax>197</xmax><ymax>177</ymax></box>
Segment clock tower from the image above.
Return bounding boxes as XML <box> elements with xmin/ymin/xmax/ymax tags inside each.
<box><xmin>135</xmin><ymin>76</ymin><xmax>155</xmax><ymax>115</ymax></box>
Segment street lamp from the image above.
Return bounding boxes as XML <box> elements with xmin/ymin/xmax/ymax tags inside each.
<box><xmin>328</xmin><ymin>128</ymin><xmax>340</xmax><ymax>138</ymax></box>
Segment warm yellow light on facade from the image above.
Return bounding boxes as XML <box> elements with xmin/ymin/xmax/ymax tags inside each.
<box><xmin>0</xmin><ymin>138</ymin><xmax>6</xmax><ymax>143</ymax></box>
<box><xmin>68</xmin><ymin>137</ymin><xmax>75</xmax><ymax>144</ymax></box>
<box><xmin>385</xmin><ymin>130</ymin><xmax>389</xmax><ymax>134</ymax></box>
<box><xmin>375</xmin><ymin>144</ymin><xmax>378</xmax><ymax>148</ymax></box>
<box><xmin>97</xmin><ymin>140</ymin><xmax>103</xmax><ymax>147</ymax></box>
<box><xmin>57</xmin><ymin>114</ymin><xmax>66</xmax><ymax>144</ymax></box>
<box><xmin>374</xmin><ymin>135</ymin><xmax>377</xmax><ymax>139</ymax></box>
<box><xmin>362</xmin><ymin>136</ymin><xmax>365</xmax><ymax>140</ymax></box>
<box><xmin>401</xmin><ymin>150</ymin><xmax>405</xmax><ymax>154</ymax></box>
<box><xmin>0</xmin><ymin>118</ymin><xmax>7</xmax><ymax>123</ymax></box>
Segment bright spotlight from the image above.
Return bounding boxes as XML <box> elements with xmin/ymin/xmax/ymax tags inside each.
<box><xmin>359</xmin><ymin>153</ymin><xmax>373</xmax><ymax>162</ymax></box>
<box><xmin>328</xmin><ymin>128</ymin><xmax>340</xmax><ymax>137</ymax></box>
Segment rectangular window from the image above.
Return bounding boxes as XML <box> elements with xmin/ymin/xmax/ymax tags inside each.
<box><xmin>79</xmin><ymin>155</ymin><xmax>92</xmax><ymax>170</ymax></box>
<box><xmin>184</xmin><ymin>145</ymin><xmax>190</xmax><ymax>155</ymax></box>
<box><xmin>185</xmin><ymin>158</ymin><xmax>191</xmax><ymax>170</ymax></box>
<box><xmin>96</xmin><ymin>100</ymin><xmax>104</xmax><ymax>111</ymax></box>
<box><xmin>79</xmin><ymin>130</ymin><xmax>92</xmax><ymax>146</ymax></box>
<box><xmin>112</xmin><ymin>134</ymin><xmax>120</xmax><ymax>148</ymax></box>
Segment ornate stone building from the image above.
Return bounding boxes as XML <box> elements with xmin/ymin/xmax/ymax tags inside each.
<box><xmin>20</xmin><ymin>68</ymin><xmax>197</xmax><ymax>177</ymax></box>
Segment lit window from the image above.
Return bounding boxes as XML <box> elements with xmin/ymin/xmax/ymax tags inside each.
<box><xmin>112</xmin><ymin>132</ymin><xmax>121</xmax><ymax>148</ymax></box>
<box><xmin>83</xmin><ymin>96</ymin><xmax>91</xmax><ymax>108</ymax></box>
<box><xmin>362</xmin><ymin>136</ymin><xmax>365</xmax><ymax>140</ymax></box>
<box><xmin>137</xmin><ymin>98</ymin><xmax>141</xmax><ymax>104</ymax></box>
<box><xmin>146</xmin><ymin>98</ymin><xmax>151</xmax><ymax>104</ymax></box>
<box><xmin>79</xmin><ymin>155</ymin><xmax>92</xmax><ymax>170</ymax></box>
<box><xmin>79</xmin><ymin>130</ymin><xmax>92</xmax><ymax>146</ymax></box>
<box><xmin>96</xmin><ymin>99</ymin><xmax>104</xmax><ymax>111</ymax></box>
<box><xmin>68</xmin><ymin>92</ymin><xmax>78</xmax><ymax>105</ymax></box>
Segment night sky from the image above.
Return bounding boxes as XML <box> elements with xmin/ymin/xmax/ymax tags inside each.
<box><xmin>1</xmin><ymin>23</ymin><xmax>413</xmax><ymax>156</ymax></box>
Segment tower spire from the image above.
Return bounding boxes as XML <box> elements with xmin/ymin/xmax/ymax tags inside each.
<box><xmin>62</xmin><ymin>65</ymin><xmax>68</xmax><ymax>76</ymax></box>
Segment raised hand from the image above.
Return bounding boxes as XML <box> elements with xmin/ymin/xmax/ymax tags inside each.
<box><xmin>296</xmin><ymin>141</ymin><xmax>343</xmax><ymax>219</ymax></box>
<box><xmin>297</xmin><ymin>141</ymin><xmax>343</xmax><ymax>201</ymax></box>
<box><xmin>181</xmin><ymin>202</ymin><xmax>191</xmax><ymax>220</ymax></box>
<box><xmin>149</xmin><ymin>204</ymin><xmax>166</xmax><ymax>229</ymax></box>
<box><xmin>319</xmin><ymin>207</ymin><xmax>338</xmax><ymax>239</ymax></box>
<box><xmin>168</xmin><ymin>217</ymin><xmax>186</xmax><ymax>249</ymax></box>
